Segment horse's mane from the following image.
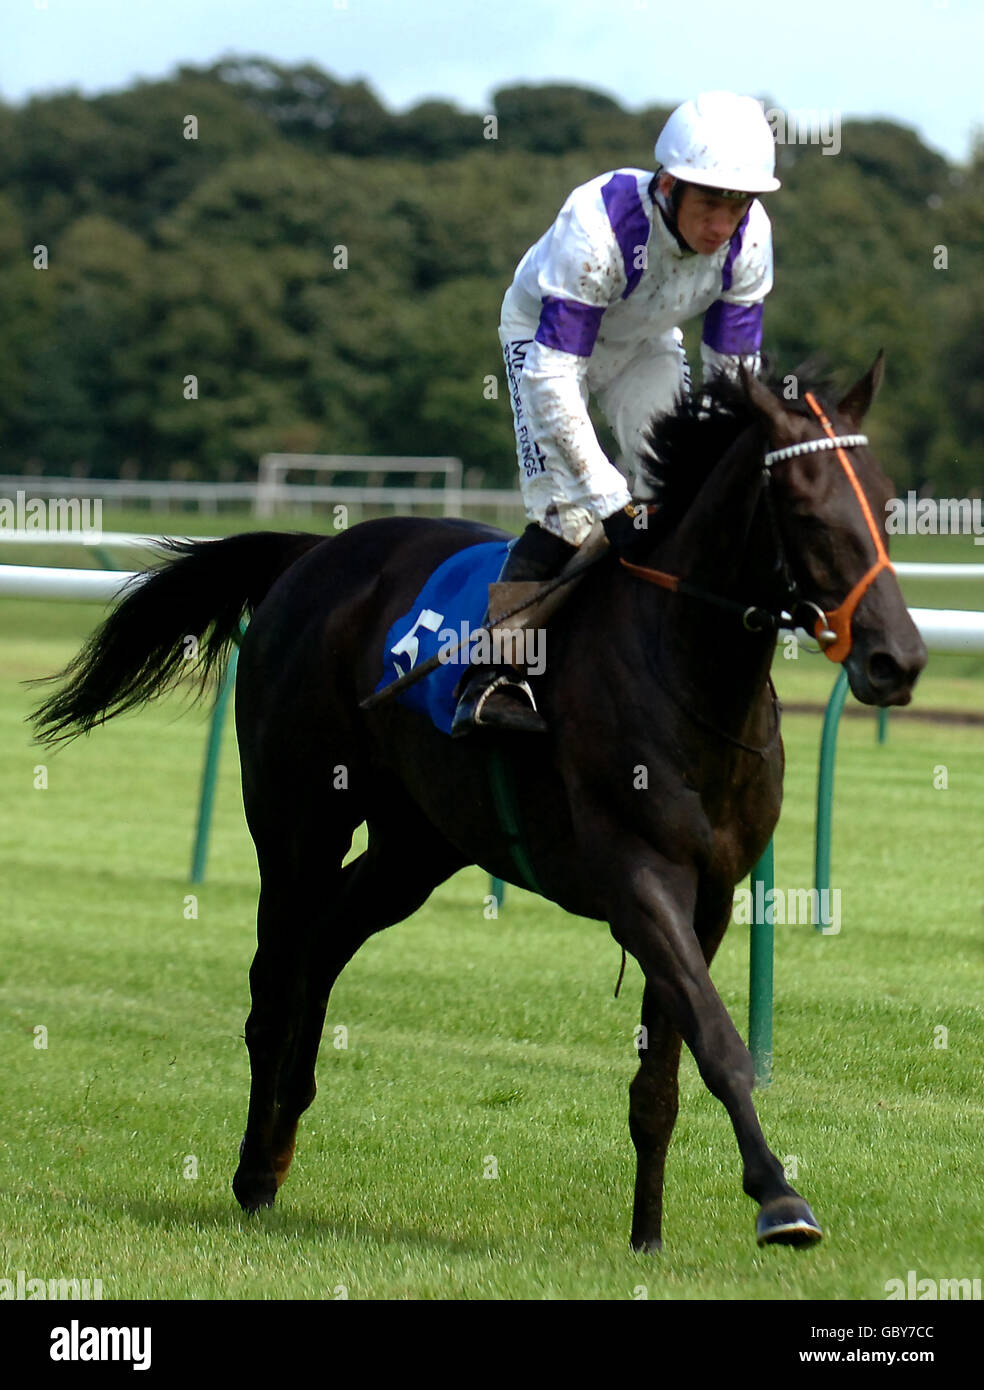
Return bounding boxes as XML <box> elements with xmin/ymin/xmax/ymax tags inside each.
<box><xmin>635</xmin><ymin>360</ymin><xmax>841</xmax><ymax>520</ymax></box>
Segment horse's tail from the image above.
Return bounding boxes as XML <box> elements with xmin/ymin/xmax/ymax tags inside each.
<box><xmin>30</xmin><ymin>531</ymin><xmax>325</xmax><ymax>745</ymax></box>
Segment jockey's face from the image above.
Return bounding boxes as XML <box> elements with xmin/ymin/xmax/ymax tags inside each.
<box><xmin>658</xmin><ymin>173</ymin><xmax>753</xmax><ymax>255</ymax></box>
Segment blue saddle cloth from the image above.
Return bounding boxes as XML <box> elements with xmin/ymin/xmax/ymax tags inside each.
<box><xmin>373</xmin><ymin>540</ymin><xmax>510</xmax><ymax>735</ymax></box>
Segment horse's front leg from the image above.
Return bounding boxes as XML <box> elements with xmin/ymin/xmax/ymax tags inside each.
<box><xmin>614</xmin><ymin>853</ymin><xmax>822</xmax><ymax>1250</ymax></box>
<box><xmin>629</xmin><ymin>886</ymin><xmax>736</xmax><ymax>1252</ymax></box>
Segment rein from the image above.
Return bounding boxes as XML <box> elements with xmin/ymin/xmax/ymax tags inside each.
<box><xmin>618</xmin><ymin>557</ymin><xmax>779</xmax><ymax>635</ymax></box>
<box><xmin>621</xmin><ymin>395</ymin><xmax>892</xmax><ymax>666</ymax></box>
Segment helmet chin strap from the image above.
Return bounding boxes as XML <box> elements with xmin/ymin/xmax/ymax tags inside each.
<box><xmin>653</xmin><ymin>171</ymin><xmax>753</xmax><ymax>256</ymax></box>
<box><xmin>651</xmin><ymin>173</ymin><xmax>697</xmax><ymax>255</ymax></box>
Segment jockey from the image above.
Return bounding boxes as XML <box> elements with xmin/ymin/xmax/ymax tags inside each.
<box><xmin>452</xmin><ymin>90</ymin><xmax>781</xmax><ymax>737</ymax></box>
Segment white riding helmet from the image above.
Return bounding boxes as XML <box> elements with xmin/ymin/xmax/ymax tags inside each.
<box><xmin>654</xmin><ymin>91</ymin><xmax>781</xmax><ymax>195</ymax></box>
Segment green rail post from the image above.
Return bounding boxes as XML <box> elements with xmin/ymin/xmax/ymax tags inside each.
<box><xmin>749</xmin><ymin>837</ymin><xmax>775</xmax><ymax>1089</ymax></box>
<box><xmin>89</xmin><ymin>545</ymin><xmax>120</xmax><ymax>573</ymax></box>
<box><xmin>490</xmin><ymin>877</ymin><xmax>506</xmax><ymax>910</ymax></box>
<box><xmin>877</xmin><ymin>707</ymin><xmax>889</xmax><ymax>744</ymax></box>
<box><xmin>189</xmin><ymin>643</ymin><xmax>241</xmax><ymax>884</ymax></box>
<box><xmin>814</xmin><ymin>667</ymin><xmax>849</xmax><ymax>920</ymax></box>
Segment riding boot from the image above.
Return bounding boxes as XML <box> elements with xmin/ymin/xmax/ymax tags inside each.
<box><xmin>450</xmin><ymin>523</ymin><xmax>579</xmax><ymax>737</ymax></box>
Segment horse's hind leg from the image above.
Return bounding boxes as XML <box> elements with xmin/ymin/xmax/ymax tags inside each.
<box><xmin>232</xmin><ymin>826</ymin><xmax>351</xmax><ymax>1214</ymax></box>
<box><xmin>628</xmin><ymin>985</ymin><xmax>682</xmax><ymax>1253</ymax></box>
<box><xmin>262</xmin><ymin>821</ymin><xmax>463</xmax><ymax>1198</ymax></box>
<box><xmin>233</xmin><ymin>807</ymin><xmax>463</xmax><ymax>1213</ymax></box>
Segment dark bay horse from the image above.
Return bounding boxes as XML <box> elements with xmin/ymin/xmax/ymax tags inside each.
<box><xmin>32</xmin><ymin>359</ymin><xmax>926</xmax><ymax>1252</ymax></box>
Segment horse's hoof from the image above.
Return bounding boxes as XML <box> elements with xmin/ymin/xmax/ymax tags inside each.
<box><xmin>239</xmin><ymin>1193</ymin><xmax>276</xmax><ymax>1215</ymax></box>
<box><xmin>756</xmin><ymin>1196</ymin><xmax>823</xmax><ymax>1247</ymax></box>
<box><xmin>232</xmin><ymin>1169</ymin><xmax>277</xmax><ymax>1214</ymax></box>
<box><xmin>630</xmin><ymin>1235</ymin><xmax>663</xmax><ymax>1255</ymax></box>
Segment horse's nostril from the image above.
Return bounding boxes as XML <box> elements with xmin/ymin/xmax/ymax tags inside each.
<box><xmin>867</xmin><ymin>651</ymin><xmax>902</xmax><ymax>688</ymax></box>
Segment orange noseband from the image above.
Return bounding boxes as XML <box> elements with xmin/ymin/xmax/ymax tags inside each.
<box><xmin>798</xmin><ymin>393</ymin><xmax>894</xmax><ymax>662</ymax></box>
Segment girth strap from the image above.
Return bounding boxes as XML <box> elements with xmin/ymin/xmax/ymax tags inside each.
<box><xmin>485</xmin><ymin>748</ymin><xmax>544</xmax><ymax>895</ymax></box>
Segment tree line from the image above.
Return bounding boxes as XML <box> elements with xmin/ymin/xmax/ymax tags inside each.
<box><xmin>0</xmin><ymin>57</ymin><xmax>980</xmax><ymax>494</ymax></box>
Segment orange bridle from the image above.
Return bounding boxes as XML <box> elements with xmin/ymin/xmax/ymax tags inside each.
<box><xmin>766</xmin><ymin>393</ymin><xmax>894</xmax><ymax>663</ymax></box>
<box><xmin>804</xmin><ymin>393</ymin><xmax>893</xmax><ymax>661</ymax></box>
<box><xmin>620</xmin><ymin>394</ymin><xmax>893</xmax><ymax>665</ymax></box>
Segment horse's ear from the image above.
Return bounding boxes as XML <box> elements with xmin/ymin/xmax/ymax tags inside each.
<box><xmin>837</xmin><ymin>350</ymin><xmax>885</xmax><ymax>428</ymax></box>
<box><xmin>740</xmin><ymin>364</ymin><xmax>794</xmax><ymax>442</ymax></box>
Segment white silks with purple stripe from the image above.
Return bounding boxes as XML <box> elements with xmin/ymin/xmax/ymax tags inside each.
<box><xmin>498</xmin><ymin>168</ymin><xmax>773</xmax><ymax>545</ymax></box>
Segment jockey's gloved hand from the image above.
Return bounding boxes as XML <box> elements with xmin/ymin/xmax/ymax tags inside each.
<box><xmin>602</xmin><ymin>503</ymin><xmax>658</xmax><ymax>558</ymax></box>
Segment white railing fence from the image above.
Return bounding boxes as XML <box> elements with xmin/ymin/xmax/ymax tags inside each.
<box><xmin>2</xmin><ymin>545</ymin><xmax>983</xmax><ymax>654</ymax></box>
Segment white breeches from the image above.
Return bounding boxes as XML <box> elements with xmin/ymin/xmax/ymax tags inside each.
<box><xmin>499</xmin><ymin>323</ymin><xmax>690</xmax><ymax>545</ymax></box>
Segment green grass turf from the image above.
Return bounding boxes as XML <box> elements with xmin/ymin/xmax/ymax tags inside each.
<box><xmin>0</xmin><ymin>544</ymin><xmax>982</xmax><ymax>1301</ymax></box>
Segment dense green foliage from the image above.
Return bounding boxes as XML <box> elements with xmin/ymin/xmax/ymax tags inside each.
<box><xmin>0</xmin><ymin>59</ymin><xmax>979</xmax><ymax>490</ymax></box>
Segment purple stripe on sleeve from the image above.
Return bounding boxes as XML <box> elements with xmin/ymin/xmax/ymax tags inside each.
<box><xmin>720</xmin><ymin>206</ymin><xmax>751</xmax><ymax>292</ymax></box>
<box><xmin>535</xmin><ymin>296</ymin><xmax>605</xmax><ymax>356</ymax></box>
<box><xmin>601</xmin><ymin>173</ymin><xmax>650</xmax><ymax>299</ymax></box>
<box><xmin>705</xmin><ymin>207</ymin><xmax>761</xmax><ymax>353</ymax></box>
<box><xmin>702</xmin><ymin>300</ymin><xmax>763</xmax><ymax>354</ymax></box>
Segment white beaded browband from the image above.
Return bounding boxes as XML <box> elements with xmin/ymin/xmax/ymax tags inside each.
<box><xmin>764</xmin><ymin>434</ymin><xmax>869</xmax><ymax>468</ymax></box>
